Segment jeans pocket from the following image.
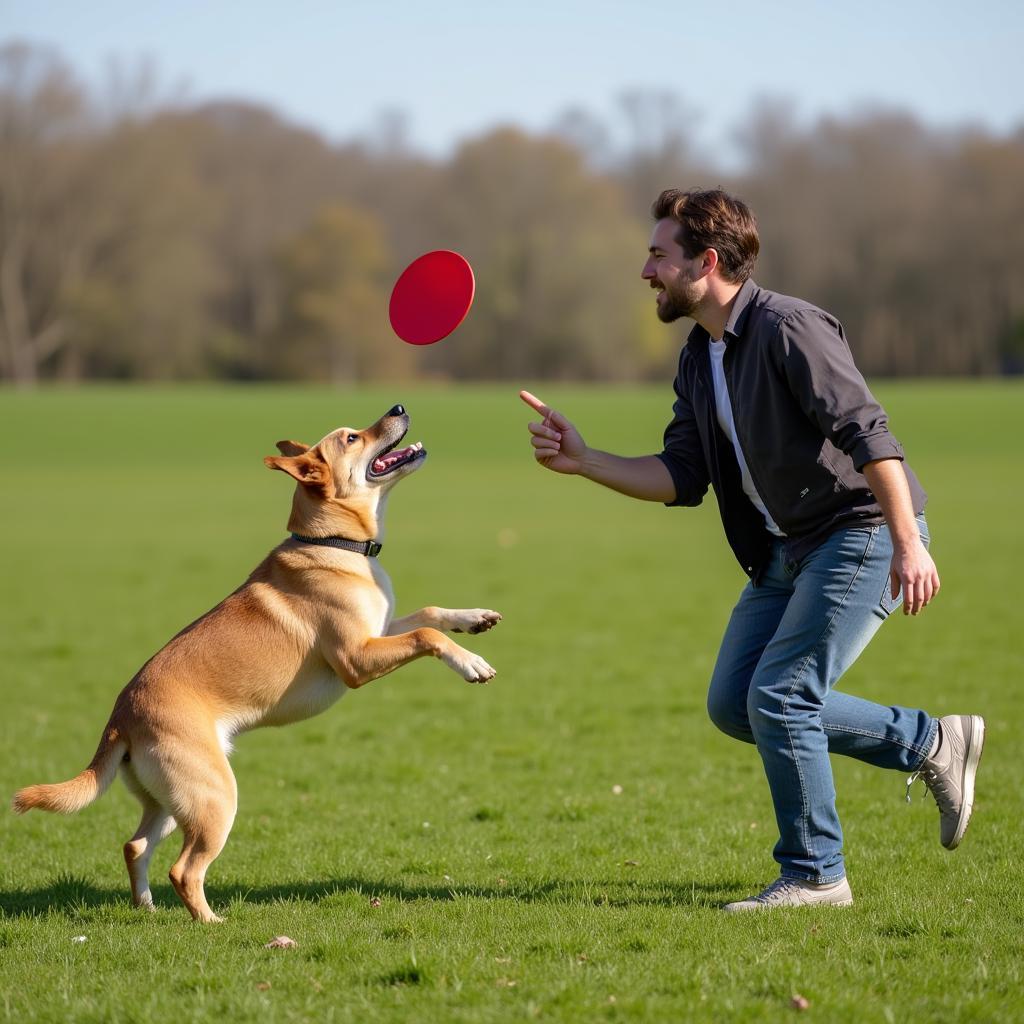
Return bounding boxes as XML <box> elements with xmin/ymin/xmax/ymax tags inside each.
<box><xmin>917</xmin><ymin>514</ymin><xmax>930</xmax><ymax>550</ymax></box>
<box><xmin>879</xmin><ymin>517</ymin><xmax>929</xmax><ymax>615</ymax></box>
<box><xmin>880</xmin><ymin>575</ymin><xmax>902</xmax><ymax>616</ymax></box>
<box><xmin>878</xmin><ymin>524</ymin><xmax>901</xmax><ymax>616</ymax></box>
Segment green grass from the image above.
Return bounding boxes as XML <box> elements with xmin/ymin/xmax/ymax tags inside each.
<box><xmin>0</xmin><ymin>382</ymin><xmax>1021</xmax><ymax>1023</ymax></box>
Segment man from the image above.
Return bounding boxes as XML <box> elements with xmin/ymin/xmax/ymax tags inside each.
<box><xmin>520</xmin><ymin>188</ymin><xmax>984</xmax><ymax>911</ymax></box>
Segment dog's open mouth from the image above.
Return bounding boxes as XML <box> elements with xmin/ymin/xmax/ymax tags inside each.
<box><xmin>368</xmin><ymin>437</ymin><xmax>425</xmax><ymax>478</ymax></box>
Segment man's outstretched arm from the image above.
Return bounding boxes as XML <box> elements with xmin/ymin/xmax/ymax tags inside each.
<box><xmin>520</xmin><ymin>390</ymin><xmax>675</xmax><ymax>502</ymax></box>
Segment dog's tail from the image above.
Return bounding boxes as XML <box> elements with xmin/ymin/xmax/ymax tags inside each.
<box><xmin>12</xmin><ymin>725</ymin><xmax>127</xmax><ymax>815</ymax></box>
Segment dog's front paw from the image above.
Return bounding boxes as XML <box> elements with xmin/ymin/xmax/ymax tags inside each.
<box><xmin>450</xmin><ymin>609</ymin><xmax>503</xmax><ymax>634</ymax></box>
<box><xmin>443</xmin><ymin>646</ymin><xmax>496</xmax><ymax>684</ymax></box>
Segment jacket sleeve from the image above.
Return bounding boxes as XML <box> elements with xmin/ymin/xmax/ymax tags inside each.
<box><xmin>655</xmin><ymin>365</ymin><xmax>711</xmax><ymax>507</ymax></box>
<box><xmin>776</xmin><ymin>309</ymin><xmax>905</xmax><ymax>471</ymax></box>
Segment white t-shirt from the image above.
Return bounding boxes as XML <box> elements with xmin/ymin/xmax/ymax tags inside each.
<box><xmin>708</xmin><ymin>339</ymin><xmax>786</xmax><ymax>538</ymax></box>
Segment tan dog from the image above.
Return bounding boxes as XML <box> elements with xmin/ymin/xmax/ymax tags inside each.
<box><xmin>12</xmin><ymin>404</ymin><xmax>501</xmax><ymax>922</ymax></box>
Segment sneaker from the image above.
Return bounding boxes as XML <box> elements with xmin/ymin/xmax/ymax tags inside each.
<box><xmin>907</xmin><ymin>714</ymin><xmax>985</xmax><ymax>850</ymax></box>
<box><xmin>722</xmin><ymin>876</ymin><xmax>853</xmax><ymax>912</ymax></box>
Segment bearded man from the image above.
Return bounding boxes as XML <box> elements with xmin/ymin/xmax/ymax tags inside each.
<box><xmin>520</xmin><ymin>188</ymin><xmax>984</xmax><ymax>910</ymax></box>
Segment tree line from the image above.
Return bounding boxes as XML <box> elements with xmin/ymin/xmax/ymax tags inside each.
<box><xmin>3</xmin><ymin>42</ymin><xmax>1023</xmax><ymax>386</ymax></box>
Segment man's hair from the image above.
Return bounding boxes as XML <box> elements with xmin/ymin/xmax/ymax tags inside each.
<box><xmin>651</xmin><ymin>188</ymin><xmax>759</xmax><ymax>284</ymax></box>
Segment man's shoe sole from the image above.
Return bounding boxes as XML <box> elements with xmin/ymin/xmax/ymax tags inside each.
<box><xmin>722</xmin><ymin>896</ymin><xmax>853</xmax><ymax>912</ymax></box>
<box><xmin>722</xmin><ymin>879</ymin><xmax>854</xmax><ymax>912</ymax></box>
<box><xmin>947</xmin><ymin>715</ymin><xmax>985</xmax><ymax>850</ymax></box>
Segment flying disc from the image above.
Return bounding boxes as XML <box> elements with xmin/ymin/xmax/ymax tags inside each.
<box><xmin>389</xmin><ymin>249</ymin><xmax>475</xmax><ymax>345</ymax></box>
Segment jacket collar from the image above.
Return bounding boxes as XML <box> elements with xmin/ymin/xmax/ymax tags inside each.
<box><xmin>723</xmin><ymin>277</ymin><xmax>759</xmax><ymax>338</ymax></box>
<box><xmin>686</xmin><ymin>278</ymin><xmax>760</xmax><ymax>348</ymax></box>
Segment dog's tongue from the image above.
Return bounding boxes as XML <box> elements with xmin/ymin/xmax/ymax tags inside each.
<box><xmin>373</xmin><ymin>445</ymin><xmax>414</xmax><ymax>474</ymax></box>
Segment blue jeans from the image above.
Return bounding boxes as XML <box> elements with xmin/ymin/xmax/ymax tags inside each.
<box><xmin>707</xmin><ymin>517</ymin><xmax>937</xmax><ymax>883</ymax></box>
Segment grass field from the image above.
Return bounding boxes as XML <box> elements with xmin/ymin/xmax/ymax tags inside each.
<box><xmin>0</xmin><ymin>382</ymin><xmax>1022</xmax><ymax>1023</ymax></box>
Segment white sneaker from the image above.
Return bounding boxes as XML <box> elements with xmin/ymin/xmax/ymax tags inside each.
<box><xmin>907</xmin><ymin>714</ymin><xmax>985</xmax><ymax>850</ymax></box>
<box><xmin>722</xmin><ymin>876</ymin><xmax>853</xmax><ymax>912</ymax></box>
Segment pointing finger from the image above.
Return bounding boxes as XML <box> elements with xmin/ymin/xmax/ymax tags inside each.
<box><xmin>521</xmin><ymin>390</ymin><xmax>574</xmax><ymax>433</ymax></box>
<box><xmin>520</xmin><ymin>390</ymin><xmax>550</xmax><ymax>417</ymax></box>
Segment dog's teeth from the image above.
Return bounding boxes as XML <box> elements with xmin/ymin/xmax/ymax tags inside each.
<box><xmin>370</xmin><ymin>442</ymin><xmax>423</xmax><ymax>476</ymax></box>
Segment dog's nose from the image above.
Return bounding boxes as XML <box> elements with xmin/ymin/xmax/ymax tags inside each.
<box><xmin>387</xmin><ymin>404</ymin><xmax>405</xmax><ymax>417</ymax></box>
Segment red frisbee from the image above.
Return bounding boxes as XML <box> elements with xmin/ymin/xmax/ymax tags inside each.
<box><xmin>389</xmin><ymin>249</ymin><xmax>475</xmax><ymax>345</ymax></box>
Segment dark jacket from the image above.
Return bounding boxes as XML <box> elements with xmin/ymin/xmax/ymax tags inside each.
<box><xmin>655</xmin><ymin>279</ymin><xmax>927</xmax><ymax>581</ymax></box>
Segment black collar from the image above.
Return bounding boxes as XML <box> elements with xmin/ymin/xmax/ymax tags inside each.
<box><xmin>686</xmin><ymin>277</ymin><xmax>760</xmax><ymax>347</ymax></box>
<box><xmin>290</xmin><ymin>533</ymin><xmax>382</xmax><ymax>558</ymax></box>
<box><xmin>722</xmin><ymin>277</ymin><xmax>759</xmax><ymax>339</ymax></box>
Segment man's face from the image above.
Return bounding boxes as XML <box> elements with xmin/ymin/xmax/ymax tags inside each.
<box><xmin>641</xmin><ymin>218</ymin><xmax>705</xmax><ymax>323</ymax></box>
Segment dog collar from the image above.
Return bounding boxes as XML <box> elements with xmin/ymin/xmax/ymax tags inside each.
<box><xmin>290</xmin><ymin>533</ymin><xmax>383</xmax><ymax>558</ymax></box>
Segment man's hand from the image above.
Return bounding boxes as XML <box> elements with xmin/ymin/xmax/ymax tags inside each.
<box><xmin>890</xmin><ymin>541</ymin><xmax>940</xmax><ymax>616</ymax></box>
<box><xmin>520</xmin><ymin>390</ymin><xmax>588</xmax><ymax>475</ymax></box>
<box><xmin>518</xmin><ymin>390</ymin><xmax>676</xmax><ymax>501</ymax></box>
<box><xmin>862</xmin><ymin>458</ymin><xmax>940</xmax><ymax>617</ymax></box>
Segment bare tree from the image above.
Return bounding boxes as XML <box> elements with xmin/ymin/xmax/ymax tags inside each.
<box><xmin>3</xmin><ymin>45</ymin><xmax>1022</xmax><ymax>383</ymax></box>
<box><xmin>275</xmin><ymin>203</ymin><xmax>411</xmax><ymax>383</ymax></box>
<box><xmin>0</xmin><ymin>44</ymin><xmax>91</xmax><ymax>384</ymax></box>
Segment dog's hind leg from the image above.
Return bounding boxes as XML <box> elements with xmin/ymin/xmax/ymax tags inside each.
<box><xmin>120</xmin><ymin>762</ymin><xmax>177</xmax><ymax>910</ymax></box>
<box><xmin>123</xmin><ymin>799</ymin><xmax>177</xmax><ymax>910</ymax></box>
<box><xmin>166</xmin><ymin>753</ymin><xmax>238</xmax><ymax>924</ymax></box>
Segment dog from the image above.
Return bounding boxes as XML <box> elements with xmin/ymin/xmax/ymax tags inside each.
<box><xmin>12</xmin><ymin>404</ymin><xmax>501</xmax><ymax>922</ymax></box>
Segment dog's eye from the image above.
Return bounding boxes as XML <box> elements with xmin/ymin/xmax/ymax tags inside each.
<box><xmin>347</xmin><ymin>434</ymin><xmax>359</xmax><ymax>444</ymax></box>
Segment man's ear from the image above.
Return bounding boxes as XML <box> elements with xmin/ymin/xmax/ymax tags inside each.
<box><xmin>700</xmin><ymin>247</ymin><xmax>719</xmax><ymax>278</ymax></box>
<box><xmin>275</xmin><ymin>440</ymin><xmax>309</xmax><ymax>456</ymax></box>
<box><xmin>263</xmin><ymin>449</ymin><xmax>331</xmax><ymax>491</ymax></box>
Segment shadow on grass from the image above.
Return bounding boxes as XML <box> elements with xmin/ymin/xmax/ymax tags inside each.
<box><xmin>0</xmin><ymin>872</ymin><xmax>746</xmax><ymax>918</ymax></box>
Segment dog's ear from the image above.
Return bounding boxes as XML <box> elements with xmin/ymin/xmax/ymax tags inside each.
<box><xmin>275</xmin><ymin>440</ymin><xmax>309</xmax><ymax>456</ymax></box>
<box><xmin>263</xmin><ymin>449</ymin><xmax>332</xmax><ymax>492</ymax></box>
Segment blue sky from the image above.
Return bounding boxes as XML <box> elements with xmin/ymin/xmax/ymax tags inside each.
<box><xmin>3</xmin><ymin>0</ymin><xmax>1022</xmax><ymax>158</ymax></box>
